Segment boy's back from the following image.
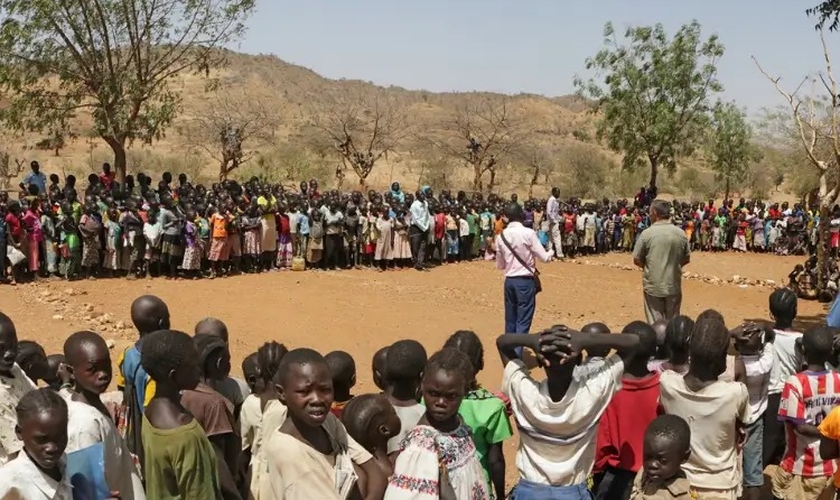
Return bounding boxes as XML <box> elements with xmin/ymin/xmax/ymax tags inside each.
<box><xmin>658</xmin><ymin>371</ymin><xmax>749</xmax><ymax>491</ymax></box>
<box><xmin>386</xmin><ymin>398</ymin><xmax>425</xmax><ymax>454</ymax></box>
<box><xmin>778</xmin><ymin>369</ymin><xmax>840</xmax><ymax>478</ymax></box>
<box><xmin>595</xmin><ymin>372</ymin><xmax>661</xmax><ymax>474</ymax></box>
<box><xmin>142</xmin><ymin>417</ymin><xmax>223</xmax><ymax>500</ymax></box>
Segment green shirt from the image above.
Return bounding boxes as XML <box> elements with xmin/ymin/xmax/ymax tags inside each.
<box><xmin>466</xmin><ymin>214</ymin><xmax>478</xmax><ymax>235</ymax></box>
<box><xmin>633</xmin><ymin>220</ymin><xmax>690</xmax><ymax>297</ymax></box>
<box><xmin>142</xmin><ymin>417</ymin><xmax>223</xmax><ymax>500</ymax></box>
<box><xmin>458</xmin><ymin>388</ymin><xmax>513</xmax><ymax>486</ymax></box>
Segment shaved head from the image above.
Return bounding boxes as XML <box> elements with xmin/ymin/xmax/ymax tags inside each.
<box><xmin>195</xmin><ymin>317</ymin><xmax>229</xmax><ymax>343</ymax></box>
<box><xmin>130</xmin><ymin>295</ymin><xmax>170</xmax><ymax>335</ymax></box>
<box><xmin>63</xmin><ymin>331</ymin><xmax>108</xmax><ymax>365</ymax></box>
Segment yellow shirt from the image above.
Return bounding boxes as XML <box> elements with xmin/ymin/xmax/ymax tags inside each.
<box><xmin>115</xmin><ymin>349</ymin><xmax>156</xmax><ymax>408</ymax></box>
<box><xmin>819</xmin><ymin>407</ymin><xmax>840</xmax><ymax>487</ymax></box>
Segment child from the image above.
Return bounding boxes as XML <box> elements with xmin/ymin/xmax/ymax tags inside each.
<box><xmin>208</xmin><ymin>206</ymin><xmax>230</xmax><ymax>279</ymax></box>
<box><xmin>242</xmin><ymin>352</ymin><xmax>261</xmax><ymax>394</ymax></box>
<box><xmin>21</xmin><ymin>201</ymin><xmax>42</xmax><ymax>278</ymax></box>
<box><xmin>386</xmin><ymin>348</ymin><xmax>489</xmax><ymax>499</ymax></box>
<box><xmin>384</xmin><ymin>340</ymin><xmax>427</xmax><ymax>457</ymax></box>
<box><xmin>307</xmin><ymin>210</ymin><xmax>324</xmax><ymax>269</ymax></box>
<box><xmin>766</xmin><ymin>288</ymin><xmax>802</xmax><ymax>467</ymax></box>
<box><xmin>57</xmin><ymin>202</ymin><xmax>81</xmax><ymax>281</ymax></box>
<box><xmin>181</xmin><ymin>208</ymin><xmax>202</xmax><ymax>278</ymax></box>
<box><xmin>43</xmin><ymin>354</ymin><xmax>66</xmax><ymax>391</ymax></box>
<box><xmin>103</xmin><ymin>207</ymin><xmax>122</xmax><ymax>277</ymax></box>
<box><xmin>0</xmin><ymin>313</ymin><xmax>38</xmax><ymax>466</ymax></box>
<box><xmin>181</xmin><ymin>334</ymin><xmax>242</xmax><ymax>500</ymax></box>
<box><xmin>79</xmin><ymin>202</ymin><xmax>102</xmax><ymax>279</ymax></box>
<box><xmin>580</xmin><ymin>322</ymin><xmax>612</xmax><ymax>367</ymax></box>
<box><xmin>325</xmin><ymin>350</ymin><xmax>356</xmax><ymax>418</ymax></box>
<box><xmin>276</xmin><ymin>203</ymin><xmax>293</xmax><ymax>270</ymax></box>
<box><xmin>594</xmin><ymin>321</ymin><xmax>661</xmax><ymax>500</ymax></box>
<box><xmin>140</xmin><ymin>330</ymin><xmax>224</xmax><ymax>499</ymax></box>
<box><xmin>649</xmin><ymin>315</ymin><xmax>694</xmax><ymax>375</ymax></box>
<box><xmin>658</xmin><ymin>314</ymin><xmax>750</xmax><ymax>499</ymax></box>
<box><xmin>374</xmin><ymin>210</ymin><xmax>393</xmax><ymax>271</ymax></box>
<box><xmin>40</xmin><ymin>207</ymin><xmax>58</xmax><ymax>277</ymax></box>
<box><xmin>260</xmin><ymin>348</ymin><xmax>386</xmax><ymax>500</ymax></box>
<box><xmin>0</xmin><ymin>389</ymin><xmax>73</xmax><ymax>499</ymax></box>
<box><xmin>372</xmin><ymin>346</ymin><xmax>390</xmax><ymax>392</ymax></box>
<box><xmin>142</xmin><ymin>211</ymin><xmax>162</xmax><ymax>278</ymax></box>
<box><xmin>248</xmin><ymin>341</ymin><xmax>290</xmax><ymax>500</ymax></box>
<box><xmin>241</xmin><ymin>206</ymin><xmax>262</xmax><ymax>272</ymax></box>
<box><xmin>63</xmin><ymin>331</ymin><xmax>145</xmax><ymax>500</ymax></box>
<box><xmin>194</xmin><ymin>317</ymin><xmax>251</xmax><ymax>416</ymax></box>
<box><xmin>630</xmin><ymin>415</ymin><xmax>694</xmax><ymax>500</ymax></box>
<box><xmin>15</xmin><ymin>340</ymin><xmax>48</xmax><ymax>385</ymax></box>
<box><xmin>444</xmin><ymin>331</ymin><xmax>513</xmax><ymax>500</ymax></box>
<box><xmin>772</xmin><ymin>326</ymin><xmax>840</xmax><ymax>500</ymax></box>
<box><xmin>496</xmin><ymin>326</ymin><xmax>639</xmax><ymax>497</ymax></box>
<box><xmin>342</xmin><ymin>394</ymin><xmax>401</xmax><ymax>480</ymax></box>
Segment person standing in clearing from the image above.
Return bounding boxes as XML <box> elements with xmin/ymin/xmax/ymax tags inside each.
<box><xmin>546</xmin><ymin>187</ymin><xmax>564</xmax><ymax>259</ymax></box>
<box><xmin>633</xmin><ymin>200</ymin><xmax>690</xmax><ymax>323</ymax></box>
<box><xmin>409</xmin><ymin>190</ymin><xmax>430</xmax><ymax>271</ymax></box>
<box><xmin>496</xmin><ymin>203</ymin><xmax>552</xmax><ymax>335</ymax></box>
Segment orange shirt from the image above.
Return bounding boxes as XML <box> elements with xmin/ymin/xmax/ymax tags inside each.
<box><xmin>493</xmin><ymin>218</ymin><xmax>504</xmax><ymax>236</ymax></box>
<box><xmin>210</xmin><ymin>213</ymin><xmax>228</xmax><ymax>239</ymax></box>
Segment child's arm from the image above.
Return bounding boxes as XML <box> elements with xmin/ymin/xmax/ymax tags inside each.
<box><xmin>495</xmin><ymin>333</ymin><xmax>542</xmax><ymax>366</ymax></box>
<box><xmin>819</xmin><ymin>407</ymin><xmax>840</xmax><ymax>460</ymax></box>
<box><xmin>487</xmin><ymin>443</ymin><xmax>505</xmax><ymax>500</ymax></box>
<box><xmin>541</xmin><ymin>331</ymin><xmax>640</xmax><ymax>364</ymax></box>
<box><xmin>357</xmin><ymin>458</ymin><xmax>386</xmax><ymax>500</ymax></box>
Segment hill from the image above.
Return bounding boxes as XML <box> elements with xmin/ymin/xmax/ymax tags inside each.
<box><xmin>0</xmin><ymin>50</ymin><xmax>781</xmax><ymax>200</ymax></box>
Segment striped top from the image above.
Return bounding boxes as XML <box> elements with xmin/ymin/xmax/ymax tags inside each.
<box><xmin>779</xmin><ymin>370</ymin><xmax>840</xmax><ymax>477</ymax></box>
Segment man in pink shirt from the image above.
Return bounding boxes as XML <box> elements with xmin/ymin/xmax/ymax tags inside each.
<box><xmin>496</xmin><ymin>203</ymin><xmax>553</xmax><ymax>335</ymax></box>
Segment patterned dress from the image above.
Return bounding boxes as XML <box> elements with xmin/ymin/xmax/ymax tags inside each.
<box><xmin>386</xmin><ymin>423</ymin><xmax>489</xmax><ymax>500</ymax></box>
<box><xmin>181</xmin><ymin>221</ymin><xmax>202</xmax><ymax>271</ymax></box>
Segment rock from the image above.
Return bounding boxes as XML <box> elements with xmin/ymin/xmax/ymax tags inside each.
<box><xmin>85</xmin><ymin>304</ymin><xmax>94</xmax><ymax>312</ymax></box>
<box><xmin>63</xmin><ymin>288</ymin><xmax>74</xmax><ymax>296</ymax></box>
<box><xmin>52</xmin><ymin>314</ymin><xmax>64</xmax><ymax>321</ymax></box>
<box><xmin>100</xmin><ymin>313</ymin><xmax>112</xmax><ymax>324</ymax></box>
<box><xmin>732</xmin><ymin>275</ymin><xmax>741</xmax><ymax>282</ymax></box>
<box><xmin>116</xmin><ymin>321</ymin><xmax>126</xmax><ymax>330</ymax></box>
<box><xmin>40</xmin><ymin>290</ymin><xmax>51</xmax><ymax>297</ymax></box>
<box><xmin>106</xmin><ymin>339</ymin><xmax>116</xmax><ymax>349</ymax></box>
<box><xmin>739</xmin><ymin>284</ymin><xmax>749</xmax><ymax>289</ymax></box>
<box><xmin>683</xmin><ymin>272</ymin><xmax>690</xmax><ymax>278</ymax></box>
<box><xmin>765</xmin><ymin>279</ymin><xmax>776</xmax><ymax>286</ymax></box>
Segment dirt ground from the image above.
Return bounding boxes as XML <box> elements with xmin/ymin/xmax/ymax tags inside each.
<box><xmin>0</xmin><ymin>251</ymin><xmax>828</xmax><ymax>487</ymax></box>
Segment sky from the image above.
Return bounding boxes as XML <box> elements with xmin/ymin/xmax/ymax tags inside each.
<box><xmin>235</xmin><ymin>0</ymin><xmax>836</xmax><ymax>116</ymax></box>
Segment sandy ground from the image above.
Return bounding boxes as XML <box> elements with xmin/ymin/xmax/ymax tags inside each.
<box><xmin>0</xmin><ymin>251</ymin><xmax>827</xmax><ymax>488</ymax></box>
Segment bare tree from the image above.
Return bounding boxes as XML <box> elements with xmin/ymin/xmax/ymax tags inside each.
<box><xmin>0</xmin><ymin>154</ymin><xmax>25</xmax><ymax>190</ymax></box>
<box><xmin>184</xmin><ymin>89</ymin><xmax>279</xmax><ymax>181</ymax></box>
<box><xmin>436</xmin><ymin>96</ymin><xmax>520</xmax><ymax>194</ymax></box>
<box><xmin>313</xmin><ymin>86</ymin><xmax>409</xmax><ymax>186</ymax></box>
<box><xmin>514</xmin><ymin>144</ymin><xmax>555</xmax><ymax>198</ymax></box>
<box><xmin>754</xmin><ymin>27</ymin><xmax>840</xmax><ymax>294</ymax></box>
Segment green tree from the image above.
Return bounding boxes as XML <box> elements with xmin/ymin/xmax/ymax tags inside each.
<box><xmin>808</xmin><ymin>1</ymin><xmax>840</xmax><ymax>30</ymax></box>
<box><xmin>0</xmin><ymin>0</ymin><xmax>255</xmax><ymax>185</ymax></box>
<box><xmin>575</xmin><ymin>20</ymin><xmax>724</xmax><ymax>190</ymax></box>
<box><xmin>708</xmin><ymin>102</ymin><xmax>760</xmax><ymax>202</ymax></box>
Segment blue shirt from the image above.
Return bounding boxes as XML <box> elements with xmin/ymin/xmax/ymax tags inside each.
<box><xmin>298</xmin><ymin>214</ymin><xmax>310</xmax><ymax>236</ymax></box>
<box><xmin>119</xmin><ymin>345</ymin><xmax>151</xmax><ymax>412</ymax></box>
<box><xmin>23</xmin><ymin>171</ymin><xmax>47</xmax><ymax>194</ymax></box>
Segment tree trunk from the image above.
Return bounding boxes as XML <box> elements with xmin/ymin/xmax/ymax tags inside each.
<box><xmin>487</xmin><ymin>167</ymin><xmax>497</xmax><ymax>195</ymax></box>
<box><xmin>104</xmin><ymin>136</ymin><xmax>127</xmax><ymax>187</ymax></box>
<box><xmin>648</xmin><ymin>156</ymin><xmax>659</xmax><ymax>191</ymax></box>
<box><xmin>724</xmin><ymin>177</ymin><xmax>730</xmax><ymax>205</ymax></box>
<box><xmin>818</xmin><ymin>200</ymin><xmax>832</xmax><ymax>299</ymax></box>
<box><xmin>472</xmin><ymin>163</ymin><xmax>482</xmax><ymax>192</ymax></box>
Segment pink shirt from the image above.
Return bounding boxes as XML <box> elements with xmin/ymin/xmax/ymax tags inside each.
<box><xmin>495</xmin><ymin>222</ymin><xmax>552</xmax><ymax>278</ymax></box>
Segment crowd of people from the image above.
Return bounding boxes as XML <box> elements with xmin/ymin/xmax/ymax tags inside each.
<box><xmin>0</xmin><ymin>289</ymin><xmax>838</xmax><ymax>499</ymax></box>
<box><xmin>0</xmin><ymin>161</ymin><xmax>830</xmax><ymax>283</ymax></box>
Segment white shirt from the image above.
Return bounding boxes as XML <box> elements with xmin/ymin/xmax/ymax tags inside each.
<box><xmin>0</xmin><ymin>451</ymin><xmax>73</xmax><ymax>500</ymax></box>
<box><xmin>386</xmin><ymin>399</ymin><xmax>425</xmax><ymax>454</ymax></box>
<box><xmin>741</xmin><ymin>343</ymin><xmax>775</xmax><ymax>424</ymax></box>
<box><xmin>769</xmin><ymin>329</ymin><xmax>803</xmax><ymax>394</ymax></box>
<box><xmin>459</xmin><ymin>218</ymin><xmax>470</xmax><ymax>237</ymax></box>
<box><xmin>0</xmin><ymin>364</ymin><xmax>38</xmax><ymax>466</ymax></box>
<box><xmin>546</xmin><ymin>196</ymin><xmax>560</xmax><ymax>223</ymax></box>
<box><xmin>502</xmin><ymin>356</ymin><xmax>624</xmax><ymax>486</ymax></box>
<box><xmin>659</xmin><ymin>371</ymin><xmax>750</xmax><ymax>490</ymax></box>
<box><xmin>66</xmin><ymin>399</ymin><xmax>145</xmax><ymax>500</ymax></box>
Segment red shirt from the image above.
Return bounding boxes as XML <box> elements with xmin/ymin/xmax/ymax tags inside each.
<box><xmin>594</xmin><ymin>372</ymin><xmax>661</xmax><ymax>473</ymax></box>
<box><xmin>4</xmin><ymin>213</ymin><xmax>22</xmax><ymax>240</ymax></box>
<box><xmin>277</xmin><ymin>213</ymin><xmax>291</xmax><ymax>236</ymax></box>
<box><xmin>99</xmin><ymin>172</ymin><xmax>115</xmax><ymax>189</ymax></box>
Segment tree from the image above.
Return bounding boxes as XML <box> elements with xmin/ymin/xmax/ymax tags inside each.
<box><xmin>0</xmin><ymin>153</ymin><xmax>24</xmax><ymax>189</ymax></box>
<box><xmin>754</xmin><ymin>27</ymin><xmax>840</xmax><ymax>296</ymax></box>
<box><xmin>808</xmin><ymin>1</ymin><xmax>840</xmax><ymax>30</ymax></box>
<box><xmin>0</xmin><ymin>0</ymin><xmax>255</xmax><ymax>186</ymax></box>
<box><xmin>575</xmin><ymin>20</ymin><xmax>724</xmax><ymax>190</ymax></box>
<box><xmin>313</xmin><ymin>86</ymin><xmax>409</xmax><ymax>186</ymax></box>
<box><xmin>437</xmin><ymin>96</ymin><xmax>520</xmax><ymax>194</ymax></box>
<box><xmin>183</xmin><ymin>89</ymin><xmax>279</xmax><ymax>181</ymax></box>
<box><xmin>707</xmin><ymin>102</ymin><xmax>760</xmax><ymax>202</ymax></box>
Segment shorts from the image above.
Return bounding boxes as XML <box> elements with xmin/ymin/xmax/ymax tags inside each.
<box><xmin>208</xmin><ymin>237</ymin><xmax>229</xmax><ymax>262</ymax></box>
<box><xmin>742</xmin><ymin>418</ymin><xmax>764</xmax><ymax>487</ymax></box>
<box><xmin>771</xmin><ymin>468</ymin><xmax>831</xmax><ymax>500</ymax></box>
<box><xmin>227</xmin><ymin>233</ymin><xmax>242</xmax><ymax>257</ymax></box>
<box><xmin>693</xmin><ymin>487</ymin><xmax>739</xmax><ymax>500</ymax></box>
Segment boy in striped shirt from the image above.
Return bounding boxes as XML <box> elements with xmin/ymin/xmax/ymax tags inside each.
<box><xmin>772</xmin><ymin>326</ymin><xmax>840</xmax><ymax>500</ymax></box>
